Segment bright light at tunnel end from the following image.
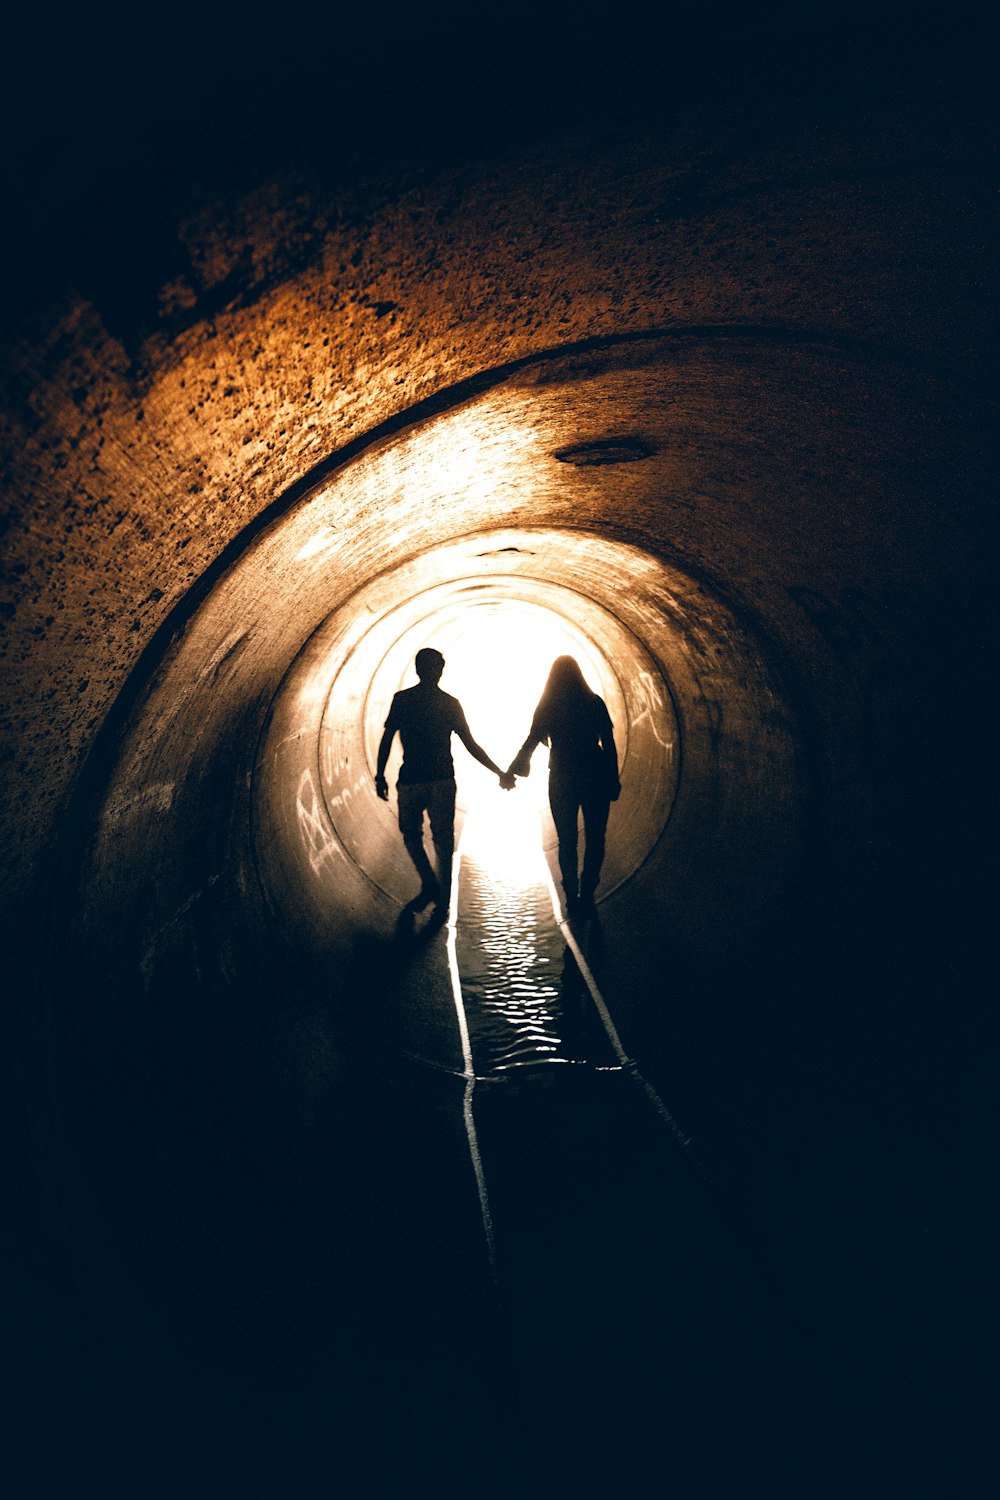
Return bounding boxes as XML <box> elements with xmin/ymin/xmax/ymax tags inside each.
<box><xmin>416</xmin><ymin>600</ymin><xmax>610</xmax><ymax>882</ymax></box>
<box><xmin>434</xmin><ymin>600</ymin><xmax>605</xmax><ymax>803</ymax></box>
<box><xmin>280</xmin><ymin>527</ymin><xmax>680</xmax><ymax>914</ymax></box>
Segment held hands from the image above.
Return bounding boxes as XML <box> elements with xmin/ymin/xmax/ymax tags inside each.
<box><xmin>501</xmin><ymin>753</ymin><xmax>529</xmax><ymax>791</ymax></box>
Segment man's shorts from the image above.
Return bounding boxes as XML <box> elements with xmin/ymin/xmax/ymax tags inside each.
<box><xmin>396</xmin><ymin>778</ymin><xmax>456</xmax><ymax>849</ymax></box>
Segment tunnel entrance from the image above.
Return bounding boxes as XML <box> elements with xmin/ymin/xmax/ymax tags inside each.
<box><xmin>252</xmin><ymin>527</ymin><xmax>682</xmax><ymax>959</ymax></box>
<box><xmin>74</xmin><ymin>339</ymin><xmax>806</xmax><ymax>1096</ymax></box>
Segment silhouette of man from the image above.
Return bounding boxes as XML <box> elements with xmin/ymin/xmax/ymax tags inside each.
<box><xmin>375</xmin><ymin>647</ymin><xmax>514</xmax><ymax>911</ymax></box>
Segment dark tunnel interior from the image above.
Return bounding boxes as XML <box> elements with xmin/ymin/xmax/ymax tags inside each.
<box><xmin>1</xmin><ymin>12</ymin><xmax>995</xmax><ymax>1496</ymax></box>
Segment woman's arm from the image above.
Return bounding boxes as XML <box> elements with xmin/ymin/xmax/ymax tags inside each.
<box><xmin>508</xmin><ymin>707</ymin><xmax>549</xmax><ymax>777</ymax></box>
<box><xmin>598</xmin><ymin>703</ymin><xmax>621</xmax><ymax>800</ymax></box>
<box><xmin>508</xmin><ymin>728</ymin><xmax>543</xmax><ymax>778</ymax></box>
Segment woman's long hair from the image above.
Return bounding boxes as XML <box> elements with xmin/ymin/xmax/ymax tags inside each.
<box><xmin>532</xmin><ymin>655</ymin><xmax>596</xmax><ymax>735</ymax></box>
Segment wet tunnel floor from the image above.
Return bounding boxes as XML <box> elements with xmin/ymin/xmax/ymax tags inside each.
<box><xmin>331</xmin><ymin>820</ymin><xmax>827</xmax><ymax>1489</ymax></box>
<box><xmin>454</xmin><ymin>840</ymin><xmax>621</xmax><ymax>1075</ymax></box>
<box><xmin>60</xmin><ymin>819</ymin><xmax>834</xmax><ymax>1492</ymax></box>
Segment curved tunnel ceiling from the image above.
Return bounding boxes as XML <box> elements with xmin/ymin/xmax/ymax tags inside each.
<box><xmin>81</xmin><ymin>342</ymin><xmax>810</xmax><ymax>1083</ymax></box>
<box><xmin>0</xmin><ymin>32</ymin><xmax>995</xmax><ymax>1495</ymax></box>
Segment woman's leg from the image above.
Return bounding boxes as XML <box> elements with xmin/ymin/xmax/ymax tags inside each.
<box><xmin>579</xmin><ymin>792</ymin><xmax>611</xmax><ymax>905</ymax></box>
<box><xmin>548</xmin><ymin>777</ymin><xmax>581</xmax><ymax>905</ymax></box>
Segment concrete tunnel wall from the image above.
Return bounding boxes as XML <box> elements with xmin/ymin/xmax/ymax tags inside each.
<box><xmin>0</xmin><ymin>23</ymin><xmax>995</xmax><ymax>1489</ymax></box>
<box><xmin>77</xmin><ymin>343</ymin><xmax>804</xmax><ymax>1086</ymax></box>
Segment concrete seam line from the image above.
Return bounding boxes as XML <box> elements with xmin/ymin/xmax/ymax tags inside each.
<box><xmin>446</xmin><ymin>828</ymin><xmax>497</xmax><ymax>1277</ymax></box>
<box><xmin>542</xmin><ymin>864</ymin><xmax>694</xmax><ymax>1152</ymax></box>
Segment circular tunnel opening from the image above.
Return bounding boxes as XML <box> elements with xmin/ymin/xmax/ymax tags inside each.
<box><xmin>253</xmin><ymin>533</ymin><xmax>680</xmax><ymax>957</ymax></box>
<box><xmin>72</xmin><ymin>344</ymin><xmax>808</xmax><ymax>1113</ymax></box>
<box><xmin>247</xmin><ymin>548</ymin><xmax>687</xmax><ymax>1085</ymax></box>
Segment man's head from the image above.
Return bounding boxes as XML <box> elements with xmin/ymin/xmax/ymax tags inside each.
<box><xmin>414</xmin><ymin>647</ymin><xmax>445</xmax><ymax>683</ymax></box>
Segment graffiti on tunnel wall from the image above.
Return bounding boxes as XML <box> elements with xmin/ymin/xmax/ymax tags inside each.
<box><xmin>325</xmin><ymin>775</ymin><xmax>369</xmax><ymax>812</ymax></box>
<box><xmin>631</xmin><ymin>669</ymin><xmax>675</xmax><ymax>761</ymax></box>
<box><xmin>320</xmin><ymin>735</ymin><xmax>370</xmax><ymax>810</ymax></box>
<box><xmin>296</xmin><ymin>767</ymin><xmax>344</xmax><ymax>875</ymax></box>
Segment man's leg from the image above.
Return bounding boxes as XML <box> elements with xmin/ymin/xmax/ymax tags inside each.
<box><xmin>426</xmin><ymin>778</ymin><xmax>457</xmax><ymax>906</ymax></box>
<box><xmin>397</xmin><ymin>783</ymin><xmax>439</xmax><ymax>899</ymax></box>
<box><xmin>579</xmin><ymin>792</ymin><xmax>611</xmax><ymax>908</ymax></box>
<box><xmin>549</xmin><ymin>778</ymin><xmax>581</xmax><ymax>909</ymax></box>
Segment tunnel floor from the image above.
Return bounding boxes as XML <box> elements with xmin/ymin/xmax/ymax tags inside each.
<box><xmin>49</xmin><ymin>764</ymin><xmax>964</xmax><ymax>1495</ymax></box>
<box><xmin>296</xmin><ymin>800</ymin><xmax>830</xmax><ymax>1491</ymax></box>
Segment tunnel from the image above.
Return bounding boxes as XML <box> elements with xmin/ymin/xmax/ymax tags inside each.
<box><xmin>1</xmin><ymin>16</ymin><xmax>994</xmax><ymax>1497</ymax></box>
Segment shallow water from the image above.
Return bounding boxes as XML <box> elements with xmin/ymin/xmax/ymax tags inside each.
<box><xmin>457</xmin><ymin>852</ymin><xmax>570</xmax><ymax>1072</ymax></box>
<box><xmin>454</xmin><ymin>800</ymin><xmax>618</xmax><ymax>1075</ymax></box>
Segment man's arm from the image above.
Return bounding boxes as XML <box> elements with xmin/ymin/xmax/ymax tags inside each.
<box><xmin>454</xmin><ymin>708</ymin><xmax>513</xmax><ymax>787</ymax></box>
<box><xmin>374</xmin><ymin>725</ymin><xmax>395</xmax><ymax>800</ymax></box>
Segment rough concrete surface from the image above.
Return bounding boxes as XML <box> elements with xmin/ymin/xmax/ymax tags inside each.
<box><xmin>1</xmin><ymin>13</ymin><xmax>995</xmax><ymax>1496</ymax></box>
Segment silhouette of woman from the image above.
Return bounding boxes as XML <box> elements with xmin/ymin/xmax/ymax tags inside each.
<box><xmin>508</xmin><ymin>656</ymin><xmax>621</xmax><ymax>915</ymax></box>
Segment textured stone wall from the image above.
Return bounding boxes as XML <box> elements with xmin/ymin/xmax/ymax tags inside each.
<box><xmin>1</xmin><ymin>43</ymin><xmax>994</xmax><ymax>916</ymax></box>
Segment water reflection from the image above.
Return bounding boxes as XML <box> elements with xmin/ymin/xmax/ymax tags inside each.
<box><xmin>458</xmin><ymin>849</ymin><xmax>569</xmax><ymax>1072</ymax></box>
<box><xmin>456</xmin><ymin>799</ymin><xmax>616</xmax><ymax>1074</ymax></box>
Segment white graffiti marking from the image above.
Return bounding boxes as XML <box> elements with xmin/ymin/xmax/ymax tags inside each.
<box><xmin>296</xmin><ymin>767</ymin><xmax>344</xmax><ymax>875</ymax></box>
<box><xmin>631</xmin><ymin>670</ymin><xmax>675</xmax><ymax>758</ymax></box>
<box><xmin>327</xmin><ymin>774</ymin><xmax>368</xmax><ymax>812</ymax></box>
